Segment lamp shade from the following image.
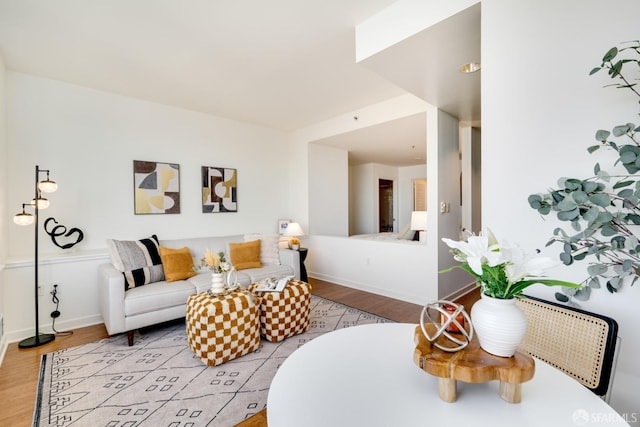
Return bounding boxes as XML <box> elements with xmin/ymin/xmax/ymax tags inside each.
<box><xmin>410</xmin><ymin>211</ymin><xmax>427</xmax><ymax>231</ymax></box>
<box><xmin>283</xmin><ymin>222</ymin><xmax>304</xmax><ymax>237</ymax></box>
<box><xmin>14</xmin><ymin>212</ymin><xmax>35</xmax><ymax>226</ymax></box>
<box><xmin>31</xmin><ymin>197</ymin><xmax>50</xmax><ymax>209</ymax></box>
<box><xmin>38</xmin><ymin>179</ymin><xmax>58</xmax><ymax>193</ymax></box>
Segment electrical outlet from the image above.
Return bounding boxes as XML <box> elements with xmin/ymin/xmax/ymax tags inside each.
<box><xmin>38</xmin><ymin>285</ymin><xmax>43</xmax><ymax>296</ymax></box>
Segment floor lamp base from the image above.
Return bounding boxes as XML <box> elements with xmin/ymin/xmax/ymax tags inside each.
<box><xmin>18</xmin><ymin>333</ymin><xmax>55</xmax><ymax>348</ymax></box>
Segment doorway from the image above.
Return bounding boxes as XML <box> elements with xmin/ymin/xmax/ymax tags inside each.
<box><xmin>378</xmin><ymin>179</ymin><xmax>394</xmax><ymax>232</ymax></box>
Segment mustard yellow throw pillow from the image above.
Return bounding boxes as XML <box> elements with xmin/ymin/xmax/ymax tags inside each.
<box><xmin>229</xmin><ymin>240</ymin><xmax>262</xmax><ymax>270</ymax></box>
<box><xmin>159</xmin><ymin>246</ymin><xmax>197</xmax><ymax>282</ymax></box>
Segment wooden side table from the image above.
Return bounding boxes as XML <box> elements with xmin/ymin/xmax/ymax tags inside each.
<box><xmin>413</xmin><ymin>324</ymin><xmax>535</xmax><ymax>403</ymax></box>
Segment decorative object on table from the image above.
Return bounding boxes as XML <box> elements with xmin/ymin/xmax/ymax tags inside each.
<box><xmin>195</xmin><ymin>248</ymin><xmax>232</xmax><ymax>293</ymax></box>
<box><xmin>43</xmin><ymin>217</ymin><xmax>84</xmax><ymax>249</ymax></box>
<box><xmin>289</xmin><ymin>237</ymin><xmax>300</xmax><ymax>250</ymax></box>
<box><xmin>201</xmin><ymin>165</ymin><xmax>237</xmax><ymax>213</ymax></box>
<box><xmin>133</xmin><ymin>160</ymin><xmax>180</xmax><ymax>214</ymax></box>
<box><xmin>13</xmin><ymin>165</ymin><xmax>59</xmax><ymax>348</ymax></box>
<box><xmin>410</xmin><ymin>210</ymin><xmax>427</xmax><ymax>243</ymax></box>
<box><xmin>441</xmin><ymin>228</ymin><xmax>580</xmax><ymax>357</ymax></box>
<box><xmin>283</xmin><ymin>222</ymin><xmax>304</xmax><ymax>249</ymax></box>
<box><xmin>413</xmin><ymin>324</ymin><xmax>535</xmax><ymax>403</ymax></box>
<box><xmin>528</xmin><ymin>40</ymin><xmax>640</xmax><ymax>306</ymax></box>
<box><xmin>252</xmin><ymin>276</ymin><xmax>294</xmax><ymax>292</ymax></box>
<box><xmin>419</xmin><ymin>300</ymin><xmax>473</xmax><ymax>352</ymax></box>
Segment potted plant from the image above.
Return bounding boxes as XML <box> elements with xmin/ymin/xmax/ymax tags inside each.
<box><xmin>289</xmin><ymin>237</ymin><xmax>301</xmax><ymax>250</ymax></box>
<box><xmin>441</xmin><ymin>229</ymin><xmax>580</xmax><ymax>356</ymax></box>
<box><xmin>528</xmin><ymin>40</ymin><xmax>640</xmax><ymax>306</ymax></box>
<box><xmin>195</xmin><ymin>248</ymin><xmax>232</xmax><ymax>293</ymax></box>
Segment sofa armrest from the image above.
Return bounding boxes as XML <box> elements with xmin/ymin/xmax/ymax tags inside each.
<box><xmin>278</xmin><ymin>248</ymin><xmax>301</xmax><ymax>280</ymax></box>
<box><xmin>98</xmin><ymin>263</ymin><xmax>126</xmax><ymax>335</ymax></box>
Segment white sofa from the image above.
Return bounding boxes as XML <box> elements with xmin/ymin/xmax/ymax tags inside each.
<box><xmin>98</xmin><ymin>234</ymin><xmax>300</xmax><ymax>345</ymax></box>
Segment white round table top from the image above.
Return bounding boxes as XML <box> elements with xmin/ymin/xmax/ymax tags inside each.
<box><xmin>267</xmin><ymin>323</ymin><xmax>629</xmax><ymax>427</ymax></box>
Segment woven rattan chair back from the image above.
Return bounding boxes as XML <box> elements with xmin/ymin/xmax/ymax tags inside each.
<box><xmin>516</xmin><ymin>295</ymin><xmax>618</xmax><ymax>400</ymax></box>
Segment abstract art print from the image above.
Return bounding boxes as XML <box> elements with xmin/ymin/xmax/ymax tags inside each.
<box><xmin>202</xmin><ymin>166</ymin><xmax>237</xmax><ymax>213</ymax></box>
<box><xmin>133</xmin><ymin>160</ymin><xmax>181</xmax><ymax>214</ymax></box>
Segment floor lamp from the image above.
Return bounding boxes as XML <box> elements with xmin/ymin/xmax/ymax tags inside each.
<box><xmin>14</xmin><ymin>165</ymin><xmax>58</xmax><ymax>348</ymax></box>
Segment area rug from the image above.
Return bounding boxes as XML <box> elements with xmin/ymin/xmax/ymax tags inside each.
<box><xmin>34</xmin><ymin>295</ymin><xmax>393</xmax><ymax>427</ymax></box>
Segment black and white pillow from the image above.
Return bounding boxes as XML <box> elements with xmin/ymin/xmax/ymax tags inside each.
<box><xmin>107</xmin><ymin>234</ymin><xmax>164</xmax><ymax>289</ymax></box>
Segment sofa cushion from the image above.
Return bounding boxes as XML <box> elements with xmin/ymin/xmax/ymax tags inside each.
<box><xmin>229</xmin><ymin>240</ymin><xmax>262</xmax><ymax>270</ymax></box>
<box><xmin>124</xmin><ymin>279</ymin><xmax>195</xmax><ymax>317</ymax></box>
<box><xmin>160</xmin><ymin>235</ymin><xmax>244</xmax><ymax>266</ymax></box>
<box><xmin>244</xmin><ymin>233</ymin><xmax>281</xmax><ymax>266</ymax></box>
<box><xmin>107</xmin><ymin>234</ymin><xmax>164</xmax><ymax>289</ymax></box>
<box><xmin>159</xmin><ymin>246</ymin><xmax>197</xmax><ymax>282</ymax></box>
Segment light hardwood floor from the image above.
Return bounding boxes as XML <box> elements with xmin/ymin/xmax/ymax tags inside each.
<box><xmin>0</xmin><ymin>278</ymin><xmax>479</xmax><ymax>427</ymax></box>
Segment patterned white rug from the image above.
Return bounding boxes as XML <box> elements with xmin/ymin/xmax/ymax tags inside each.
<box><xmin>34</xmin><ymin>295</ymin><xmax>392</xmax><ymax>427</ymax></box>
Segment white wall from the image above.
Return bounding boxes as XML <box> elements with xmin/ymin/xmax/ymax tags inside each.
<box><xmin>308</xmin><ymin>143</ymin><xmax>348</xmax><ymax>236</ymax></box>
<box><xmin>398</xmin><ymin>164</ymin><xmax>427</xmax><ymax>232</ymax></box>
<box><xmin>2</xmin><ymin>72</ymin><xmax>290</xmax><ymax>342</ymax></box>
<box><xmin>0</xmin><ymin>54</ymin><xmax>7</xmax><ymax>356</ymax></box>
<box><xmin>482</xmin><ymin>0</ymin><xmax>640</xmax><ymax>418</ymax></box>
<box><xmin>460</xmin><ymin>126</ymin><xmax>481</xmax><ymax>233</ymax></box>
<box><xmin>349</xmin><ymin>164</ymin><xmax>375</xmax><ymax>235</ymax></box>
<box><xmin>307</xmin><ymin>235</ymin><xmax>436</xmax><ymax>304</ymax></box>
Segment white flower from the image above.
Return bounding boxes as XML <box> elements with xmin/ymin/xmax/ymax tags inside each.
<box><xmin>503</xmin><ymin>242</ymin><xmax>557</xmax><ymax>283</ymax></box>
<box><xmin>442</xmin><ymin>228</ymin><xmax>502</xmax><ymax>276</ymax></box>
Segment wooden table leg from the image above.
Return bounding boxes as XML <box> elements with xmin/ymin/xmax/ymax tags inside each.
<box><xmin>438</xmin><ymin>378</ymin><xmax>457</xmax><ymax>402</ymax></box>
<box><xmin>499</xmin><ymin>381</ymin><xmax>521</xmax><ymax>403</ymax></box>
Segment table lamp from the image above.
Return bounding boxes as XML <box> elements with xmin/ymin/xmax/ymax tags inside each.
<box><xmin>283</xmin><ymin>222</ymin><xmax>304</xmax><ymax>250</ymax></box>
<box><xmin>411</xmin><ymin>211</ymin><xmax>427</xmax><ymax>243</ymax></box>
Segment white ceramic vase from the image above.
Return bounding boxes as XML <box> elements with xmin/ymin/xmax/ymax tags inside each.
<box><xmin>211</xmin><ymin>272</ymin><xmax>225</xmax><ymax>293</ymax></box>
<box><xmin>471</xmin><ymin>293</ymin><xmax>527</xmax><ymax>357</ymax></box>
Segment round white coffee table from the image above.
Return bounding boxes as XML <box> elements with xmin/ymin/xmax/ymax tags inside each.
<box><xmin>267</xmin><ymin>323</ymin><xmax>629</xmax><ymax>427</ymax></box>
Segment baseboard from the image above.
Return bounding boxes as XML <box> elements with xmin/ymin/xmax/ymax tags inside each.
<box><xmin>309</xmin><ymin>272</ymin><xmax>426</xmax><ymax>306</ymax></box>
<box><xmin>443</xmin><ymin>281</ymin><xmax>478</xmax><ymax>302</ymax></box>
<box><xmin>4</xmin><ymin>314</ymin><xmax>104</xmax><ymax>345</ymax></box>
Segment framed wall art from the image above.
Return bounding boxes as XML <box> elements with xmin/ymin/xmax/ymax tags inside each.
<box><xmin>202</xmin><ymin>166</ymin><xmax>237</xmax><ymax>213</ymax></box>
<box><xmin>278</xmin><ymin>219</ymin><xmax>291</xmax><ymax>235</ymax></box>
<box><xmin>133</xmin><ymin>160</ymin><xmax>181</xmax><ymax>214</ymax></box>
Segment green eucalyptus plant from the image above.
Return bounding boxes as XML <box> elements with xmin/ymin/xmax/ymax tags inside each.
<box><xmin>528</xmin><ymin>40</ymin><xmax>640</xmax><ymax>306</ymax></box>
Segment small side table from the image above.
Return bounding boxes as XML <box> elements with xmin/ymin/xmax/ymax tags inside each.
<box><xmin>413</xmin><ymin>324</ymin><xmax>535</xmax><ymax>403</ymax></box>
<box><xmin>298</xmin><ymin>248</ymin><xmax>308</xmax><ymax>282</ymax></box>
<box><xmin>249</xmin><ymin>279</ymin><xmax>312</xmax><ymax>342</ymax></box>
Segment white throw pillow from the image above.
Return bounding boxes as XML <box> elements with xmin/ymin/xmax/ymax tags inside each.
<box><xmin>244</xmin><ymin>233</ymin><xmax>281</xmax><ymax>266</ymax></box>
<box><xmin>398</xmin><ymin>224</ymin><xmax>416</xmax><ymax>240</ymax></box>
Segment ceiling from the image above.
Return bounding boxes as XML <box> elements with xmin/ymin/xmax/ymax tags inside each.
<box><xmin>0</xmin><ymin>1</ymin><xmax>480</xmax><ymax>167</ymax></box>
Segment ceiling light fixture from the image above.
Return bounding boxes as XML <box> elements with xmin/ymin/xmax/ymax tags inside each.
<box><xmin>459</xmin><ymin>62</ymin><xmax>481</xmax><ymax>73</ymax></box>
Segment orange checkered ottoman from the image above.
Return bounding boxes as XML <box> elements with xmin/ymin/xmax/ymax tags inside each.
<box><xmin>249</xmin><ymin>280</ymin><xmax>312</xmax><ymax>342</ymax></box>
<box><xmin>186</xmin><ymin>290</ymin><xmax>260</xmax><ymax>366</ymax></box>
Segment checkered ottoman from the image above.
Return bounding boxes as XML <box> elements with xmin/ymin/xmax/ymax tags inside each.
<box><xmin>249</xmin><ymin>280</ymin><xmax>312</xmax><ymax>342</ymax></box>
<box><xmin>186</xmin><ymin>290</ymin><xmax>260</xmax><ymax>366</ymax></box>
